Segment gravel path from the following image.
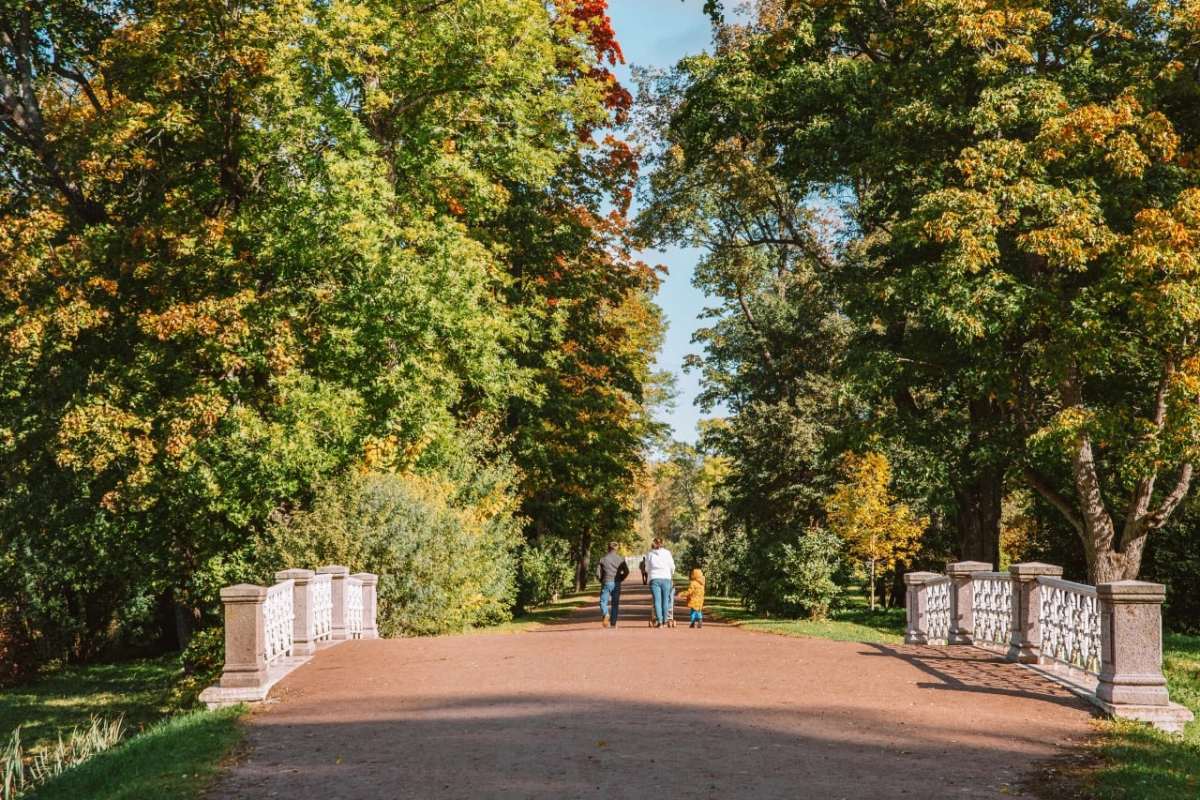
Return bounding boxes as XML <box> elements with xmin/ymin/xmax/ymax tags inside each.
<box><xmin>210</xmin><ymin>580</ymin><xmax>1096</xmax><ymax>799</ymax></box>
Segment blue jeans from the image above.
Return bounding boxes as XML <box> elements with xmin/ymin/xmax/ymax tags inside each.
<box><xmin>599</xmin><ymin>581</ymin><xmax>622</xmax><ymax>625</ymax></box>
<box><xmin>690</xmin><ymin>609</ymin><xmax>702</xmax><ymax>623</ymax></box>
<box><xmin>650</xmin><ymin>578</ymin><xmax>673</xmax><ymax>624</ymax></box>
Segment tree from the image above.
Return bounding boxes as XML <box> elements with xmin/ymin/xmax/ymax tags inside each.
<box><xmin>648</xmin><ymin>0</ymin><xmax>1200</xmax><ymax>583</ymax></box>
<box><xmin>0</xmin><ymin>0</ymin><xmax>661</xmax><ymax>665</ymax></box>
<box><xmin>825</xmin><ymin>452</ymin><xmax>926</xmax><ymax>611</ymax></box>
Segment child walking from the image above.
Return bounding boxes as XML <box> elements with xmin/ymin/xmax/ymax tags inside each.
<box><xmin>678</xmin><ymin>568</ymin><xmax>706</xmax><ymax>628</ymax></box>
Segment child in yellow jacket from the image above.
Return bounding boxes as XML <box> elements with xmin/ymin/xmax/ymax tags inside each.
<box><xmin>678</xmin><ymin>568</ymin><xmax>706</xmax><ymax>628</ymax></box>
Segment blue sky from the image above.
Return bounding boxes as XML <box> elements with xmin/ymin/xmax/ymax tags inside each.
<box><xmin>607</xmin><ymin>0</ymin><xmax>716</xmax><ymax>444</ymax></box>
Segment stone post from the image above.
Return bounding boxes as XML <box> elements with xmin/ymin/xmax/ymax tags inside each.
<box><xmin>351</xmin><ymin>572</ymin><xmax>379</xmax><ymax>639</ymax></box>
<box><xmin>276</xmin><ymin>568</ymin><xmax>317</xmax><ymax>656</ymax></box>
<box><xmin>217</xmin><ymin>584</ymin><xmax>268</xmax><ymax>688</ymax></box>
<box><xmin>947</xmin><ymin>561</ymin><xmax>992</xmax><ymax>645</ymax></box>
<box><xmin>1006</xmin><ymin>562</ymin><xmax>1062</xmax><ymax>664</ymax></box>
<box><xmin>904</xmin><ymin>572</ymin><xmax>941</xmax><ymax>645</ymax></box>
<box><xmin>1096</xmin><ymin>581</ymin><xmax>1171</xmax><ymax>706</ymax></box>
<box><xmin>317</xmin><ymin>565</ymin><xmax>351</xmax><ymax>640</ymax></box>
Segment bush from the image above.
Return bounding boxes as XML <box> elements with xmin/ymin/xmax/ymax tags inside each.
<box><xmin>265</xmin><ymin>458</ymin><xmax>523</xmax><ymax>637</ymax></box>
<box><xmin>776</xmin><ymin>529</ymin><xmax>844</xmax><ymax>621</ymax></box>
<box><xmin>515</xmin><ymin>539</ymin><xmax>575</xmax><ymax>611</ymax></box>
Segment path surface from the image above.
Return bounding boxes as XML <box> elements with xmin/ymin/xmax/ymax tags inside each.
<box><xmin>211</xmin><ymin>581</ymin><xmax>1096</xmax><ymax>799</ymax></box>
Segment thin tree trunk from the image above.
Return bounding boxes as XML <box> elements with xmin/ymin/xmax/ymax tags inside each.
<box><xmin>574</xmin><ymin>527</ymin><xmax>593</xmax><ymax>593</ymax></box>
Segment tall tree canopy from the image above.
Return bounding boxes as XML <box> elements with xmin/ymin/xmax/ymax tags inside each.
<box><xmin>0</xmin><ymin>0</ymin><xmax>662</xmax><ymax>663</ymax></box>
<box><xmin>638</xmin><ymin>0</ymin><xmax>1200</xmax><ymax>584</ymax></box>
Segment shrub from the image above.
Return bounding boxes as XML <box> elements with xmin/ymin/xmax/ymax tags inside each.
<box><xmin>265</xmin><ymin>458</ymin><xmax>523</xmax><ymax>636</ymax></box>
<box><xmin>776</xmin><ymin>529</ymin><xmax>844</xmax><ymax>621</ymax></box>
<box><xmin>515</xmin><ymin>539</ymin><xmax>575</xmax><ymax>610</ymax></box>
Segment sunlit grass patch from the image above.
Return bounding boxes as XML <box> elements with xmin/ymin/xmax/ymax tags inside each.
<box><xmin>1086</xmin><ymin>633</ymin><xmax>1200</xmax><ymax>799</ymax></box>
<box><xmin>704</xmin><ymin>592</ymin><xmax>906</xmax><ymax>644</ymax></box>
<box><xmin>0</xmin><ymin>655</ymin><xmax>180</xmax><ymax>754</ymax></box>
<box><xmin>474</xmin><ymin>589</ymin><xmax>593</xmax><ymax>634</ymax></box>
<box><xmin>26</xmin><ymin>705</ymin><xmax>245</xmax><ymax>800</ymax></box>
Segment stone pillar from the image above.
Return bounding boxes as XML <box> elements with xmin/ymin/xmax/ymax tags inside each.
<box><xmin>351</xmin><ymin>572</ymin><xmax>379</xmax><ymax>639</ymax></box>
<box><xmin>317</xmin><ymin>565</ymin><xmax>351</xmax><ymax>640</ymax></box>
<box><xmin>276</xmin><ymin>569</ymin><xmax>317</xmax><ymax>656</ymax></box>
<box><xmin>947</xmin><ymin>561</ymin><xmax>992</xmax><ymax>645</ymax></box>
<box><xmin>904</xmin><ymin>572</ymin><xmax>941</xmax><ymax>645</ymax></box>
<box><xmin>218</xmin><ymin>584</ymin><xmax>268</xmax><ymax>688</ymax></box>
<box><xmin>1096</xmin><ymin>581</ymin><xmax>1171</xmax><ymax>706</ymax></box>
<box><xmin>1006</xmin><ymin>562</ymin><xmax>1062</xmax><ymax>664</ymax></box>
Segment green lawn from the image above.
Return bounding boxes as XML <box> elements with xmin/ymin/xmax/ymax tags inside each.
<box><xmin>24</xmin><ymin>705</ymin><xmax>245</xmax><ymax>800</ymax></box>
<box><xmin>1085</xmin><ymin>633</ymin><xmax>1200</xmax><ymax>799</ymax></box>
<box><xmin>704</xmin><ymin>593</ymin><xmax>907</xmax><ymax>644</ymax></box>
<box><xmin>0</xmin><ymin>655</ymin><xmax>181</xmax><ymax>752</ymax></box>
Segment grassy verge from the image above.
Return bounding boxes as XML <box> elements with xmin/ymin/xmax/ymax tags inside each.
<box><xmin>475</xmin><ymin>589</ymin><xmax>594</xmax><ymax>634</ymax></box>
<box><xmin>1084</xmin><ymin>633</ymin><xmax>1200</xmax><ymax>799</ymax></box>
<box><xmin>704</xmin><ymin>593</ymin><xmax>906</xmax><ymax>644</ymax></box>
<box><xmin>25</xmin><ymin>705</ymin><xmax>245</xmax><ymax>800</ymax></box>
<box><xmin>1</xmin><ymin>654</ymin><xmax>245</xmax><ymax>799</ymax></box>
<box><xmin>0</xmin><ymin>655</ymin><xmax>181</xmax><ymax>752</ymax></box>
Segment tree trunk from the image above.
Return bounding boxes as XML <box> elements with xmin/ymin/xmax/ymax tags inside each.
<box><xmin>574</xmin><ymin>527</ymin><xmax>593</xmax><ymax>593</ymax></box>
<box><xmin>953</xmin><ymin>466</ymin><xmax>1003</xmax><ymax>569</ymax></box>
<box><xmin>1024</xmin><ymin>362</ymin><xmax>1194</xmax><ymax>584</ymax></box>
<box><xmin>868</xmin><ymin>559</ymin><xmax>876</xmax><ymax>611</ymax></box>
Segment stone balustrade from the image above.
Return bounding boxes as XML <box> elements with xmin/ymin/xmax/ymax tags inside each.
<box><xmin>905</xmin><ymin>562</ymin><xmax>1193</xmax><ymax>733</ymax></box>
<box><xmin>199</xmin><ymin>565</ymin><xmax>379</xmax><ymax>709</ymax></box>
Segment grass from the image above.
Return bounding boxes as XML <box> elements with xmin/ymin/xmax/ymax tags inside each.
<box><xmin>24</xmin><ymin>705</ymin><xmax>245</xmax><ymax>800</ymax></box>
<box><xmin>481</xmin><ymin>589</ymin><xmax>594</xmax><ymax>634</ymax></box>
<box><xmin>0</xmin><ymin>654</ymin><xmax>245</xmax><ymax>799</ymax></box>
<box><xmin>1084</xmin><ymin>633</ymin><xmax>1200</xmax><ymax>799</ymax></box>
<box><xmin>704</xmin><ymin>592</ymin><xmax>907</xmax><ymax>644</ymax></box>
<box><xmin>0</xmin><ymin>655</ymin><xmax>181</xmax><ymax>753</ymax></box>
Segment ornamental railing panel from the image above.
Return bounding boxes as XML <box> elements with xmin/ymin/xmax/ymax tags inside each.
<box><xmin>971</xmin><ymin>572</ymin><xmax>1013</xmax><ymax>648</ymax></box>
<box><xmin>1038</xmin><ymin>576</ymin><xmax>1101</xmax><ymax>676</ymax></box>
<box><xmin>926</xmin><ymin>576</ymin><xmax>952</xmax><ymax>644</ymax></box>
<box><xmin>311</xmin><ymin>573</ymin><xmax>333</xmax><ymax>642</ymax></box>
<box><xmin>346</xmin><ymin>577</ymin><xmax>364</xmax><ymax>639</ymax></box>
<box><xmin>264</xmin><ymin>580</ymin><xmax>295</xmax><ymax>665</ymax></box>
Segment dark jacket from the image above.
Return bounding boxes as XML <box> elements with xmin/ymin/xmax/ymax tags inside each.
<box><xmin>596</xmin><ymin>551</ymin><xmax>630</xmax><ymax>583</ymax></box>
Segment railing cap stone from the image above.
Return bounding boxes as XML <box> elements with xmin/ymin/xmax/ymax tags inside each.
<box><xmin>350</xmin><ymin>572</ymin><xmax>379</xmax><ymax>586</ymax></box>
<box><xmin>904</xmin><ymin>571</ymin><xmax>942</xmax><ymax>585</ymax></box>
<box><xmin>316</xmin><ymin>565</ymin><xmax>351</xmax><ymax>577</ymax></box>
<box><xmin>1097</xmin><ymin>581</ymin><xmax>1166</xmax><ymax>602</ymax></box>
<box><xmin>946</xmin><ymin>561</ymin><xmax>993</xmax><ymax>576</ymax></box>
<box><xmin>276</xmin><ymin>568</ymin><xmax>315</xmax><ymax>582</ymax></box>
<box><xmin>220</xmin><ymin>584</ymin><xmax>268</xmax><ymax>602</ymax></box>
<box><xmin>1009</xmin><ymin>562</ymin><xmax>1064</xmax><ymax>578</ymax></box>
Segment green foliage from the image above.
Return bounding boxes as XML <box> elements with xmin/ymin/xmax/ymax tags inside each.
<box><xmin>775</xmin><ymin>530</ymin><xmax>845</xmax><ymax>622</ymax></box>
<box><xmin>0</xmin><ymin>0</ymin><xmax>661</xmax><ymax>668</ymax></box>
<box><xmin>266</xmin><ymin>458</ymin><xmax>524</xmax><ymax>636</ymax></box>
<box><xmin>515</xmin><ymin>539</ymin><xmax>576</xmax><ymax>611</ymax></box>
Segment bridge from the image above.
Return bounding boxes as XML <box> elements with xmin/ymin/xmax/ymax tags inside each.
<box><xmin>198</xmin><ymin>573</ymin><xmax>1123</xmax><ymax>798</ymax></box>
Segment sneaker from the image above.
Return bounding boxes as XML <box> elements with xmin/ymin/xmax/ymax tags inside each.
<box><xmin>697</xmin><ymin>619</ymin><xmax>702</xmax><ymax>628</ymax></box>
<box><xmin>602</xmin><ymin>614</ymin><xmax>610</xmax><ymax>628</ymax></box>
<box><xmin>689</xmin><ymin>621</ymin><xmax>696</xmax><ymax>628</ymax></box>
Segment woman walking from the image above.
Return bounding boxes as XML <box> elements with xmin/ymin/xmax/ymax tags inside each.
<box><xmin>644</xmin><ymin>538</ymin><xmax>676</xmax><ymax>628</ymax></box>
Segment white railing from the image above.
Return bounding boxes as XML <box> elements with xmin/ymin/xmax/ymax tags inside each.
<box><xmin>971</xmin><ymin>572</ymin><xmax>1013</xmax><ymax>648</ymax></box>
<box><xmin>1038</xmin><ymin>576</ymin><xmax>1101</xmax><ymax>676</ymax></box>
<box><xmin>264</xmin><ymin>580</ymin><xmax>295</xmax><ymax>665</ymax></box>
<box><xmin>926</xmin><ymin>576</ymin><xmax>951</xmax><ymax>643</ymax></box>
<box><xmin>346</xmin><ymin>577</ymin><xmax>364</xmax><ymax>638</ymax></box>
<box><xmin>312</xmin><ymin>572</ymin><xmax>333</xmax><ymax>642</ymax></box>
<box><xmin>903</xmin><ymin>562</ymin><xmax>1192</xmax><ymax>733</ymax></box>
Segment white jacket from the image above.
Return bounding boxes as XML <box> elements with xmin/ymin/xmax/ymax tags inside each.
<box><xmin>644</xmin><ymin>547</ymin><xmax>675</xmax><ymax>581</ymax></box>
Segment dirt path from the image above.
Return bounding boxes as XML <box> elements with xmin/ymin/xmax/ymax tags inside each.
<box><xmin>210</xmin><ymin>580</ymin><xmax>1096</xmax><ymax>799</ymax></box>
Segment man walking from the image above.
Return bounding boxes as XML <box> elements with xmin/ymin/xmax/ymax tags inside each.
<box><xmin>596</xmin><ymin>542</ymin><xmax>630</xmax><ymax>628</ymax></box>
